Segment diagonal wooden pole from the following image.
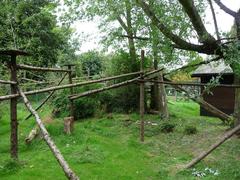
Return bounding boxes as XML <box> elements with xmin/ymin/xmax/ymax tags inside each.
<box><xmin>25</xmin><ymin>73</ymin><xmax>68</xmax><ymax>120</ymax></box>
<box><xmin>184</xmin><ymin>123</ymin><xmax>240</xmax><ymax>169</ymax></box>
<box><xmin>17</xmin><ymin>86</ymin><xmax>79</xmax><ymax>180</ymax></box>
<box><xmin>164</xmin><ymin>78</ymin><xmax>231</xmax><ymax>123</ymax></box>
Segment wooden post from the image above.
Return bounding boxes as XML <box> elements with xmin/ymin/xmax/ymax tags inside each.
<box><xmin>0</xmin><ymin>50</ymin><xmax>29</xmax><ymax>160</ymax></box>
<box><xmin>64</xmin><ymin>117</ymin><xmax>74</xmax><ymax>135</ymax></box>
<box><xmin>65</xmin><ymin>64</ymin><xmax>75</xmax><ymax>119</ymax></box>
<box><xmin>140</xmin><ymin>50</ymin><xmax>145</xmax><ymax>142</ymax></box>
<box><xmin>9</xmin><ymin>54</ymin><xmax>18</xmax><ymax>159</ymax></box>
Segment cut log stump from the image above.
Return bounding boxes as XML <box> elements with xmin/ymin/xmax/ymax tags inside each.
<box><xmin>64</xmin><ymin>117</ymin><xmax>74</xmax><ymax>135</ymax></box>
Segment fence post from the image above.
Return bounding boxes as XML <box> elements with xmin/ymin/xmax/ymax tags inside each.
<box><xmin>0</xmin><ymin>50</ymin><xmax>29</xmax><ymax>160</ymax></box>
<box><xmin>9</xmin><ymin>54</ymin><xmax>18</xmax><ymax>159</ymax></box>
<box><xmin>140</xmin><ymin>50</ymin><xmax>145</xmax><ymax>142</ymax></box>
<box><xmin>65</xmin><ymin>64</ymin><xmax>75</xmax><ymax>120</ymax></box>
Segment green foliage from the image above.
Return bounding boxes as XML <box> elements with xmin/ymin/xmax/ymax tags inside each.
<box><xmin>52</xmin><ymin>84</ymin><xmax>103</xmax><ymax>119</ymax></box>
<box><xmin>0</xmin><ymin>0</ymin><xmax>77</xmax><ymax>67</ymax></box>
<box><xmin>104</xmin><ymin>51</ymin><xmax>140</xmax><ymax>112</ymax></box>
<box><xmin>74</xmin><ymin>98</ymin><xmax>97</xmax><ymax>119</ymax></box>
<box><xmin>184</xmin><ymin>125</ymin><xmax>198</xmax><ymax>135</ymax></box>
<box><xmin>223</xmin><ymin>42</ymin><xmax>240</xmax><ymax>76</ymax></box>
<box><xmin>78</xmin><ymin>51</ymin><xmax>103</xmax><ymax>76</ymax></box>
<box><xmin>160</xmin><ymin>122</ymin><xmax>175</xmax><ymax>133</ymax></box>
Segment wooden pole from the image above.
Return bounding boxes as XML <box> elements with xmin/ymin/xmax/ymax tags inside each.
<box><xmin>164</xmin><ymin>78</ymin><xmax>231</xmax><ymax>123</ymax></box>
<box><xmin>24</xmin><ymin>73</ymin><xmax>68</xmax><ymax>120</ymax></box>
<box><xmin>139</xmin><ymin>79</ymin><xmax>240</xmax><ymax>88</ymax></box>
<box><xmin>0</xmin><ymin>79</ymin><xmax>17</xmax><ymax>85</ymax></box>
<box><xmin>69</xmin><ymin>69</ymin><xmax>164</xmax><ymax>100</ymax></box>
<box><xmin>184</xmin><ymin>123</ymin><xmax>240</xmax><ymax>169</ymax></box>
<box><xmin>17</xmin><ymin>64</ymin><xmax>71</xmax><ymax>73</ymax></box>
<box><xmin>0</xmin><ymin>71</ymin><xmax>143</xmax><ymax>101</ymax></box>
<box><xmin>69</xmin><ymin>77</ymin><xmax>138</xmax><ymax>100</ymax></box>
<box><xmin>9</xmin><ymin>55</ymin><xmax>18</xmax><ymax>159</ymax></box>
<box><xmin>17</xmin><ymin>87</ymin><xmax>79</xmax><ymax>180</ymax></box>
<box><xmin>140</xmin><ymin>50</ymin><xmax>145</xmax><ymax>142</ymax></box>
<box><xmin>67</xmin><ymin>65</ymin><xmax>75</xmax><ymax>119</ymax></box>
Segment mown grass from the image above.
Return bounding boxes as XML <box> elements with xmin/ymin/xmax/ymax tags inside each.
<box><xmin>0</xmin><ymin>100</ymin><xmax>240</xmax><ymax>179</ymax></box>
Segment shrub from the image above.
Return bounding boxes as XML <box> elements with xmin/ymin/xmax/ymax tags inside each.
<box><xmin>184</xmin><ymin>125</ymin><xmax>198</xmax><ymax>135</ymax></box>
<box><xmin>52</xmin><ymin>85</ymin><xmax>101</xmax><ymax>120</ymax></box>
<box><xmin>160</xmin><ymin>123</ymin><xmax>175</xmax><ymax>133</ymax></box>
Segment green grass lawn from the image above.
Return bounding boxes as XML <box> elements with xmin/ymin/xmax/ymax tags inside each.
<box><xmin>0</xmin><ymin>100</ymin><xmax>240</xmax><ymax>179</ymax></box>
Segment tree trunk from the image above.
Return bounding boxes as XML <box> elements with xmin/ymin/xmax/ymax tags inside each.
<box><xmin>233</xmin><ymin>74</ymin><xmax>240</xmax><ymax>132</ymax></box>
<box><xmin>159</xmin><ymin>71</ymin><xmax>169</xmax><ymax>119</ymax></box>
<box><xmin>233</xmin><ymin>13</ymin><xmax>240</xmax><ymax>130</ymax></box>
<box><xmin>150</xmin><ymin>22</ymin><xmax>169</xmax><ymax>119</ymax></box>
<box><xmin>125</xmin><ymin>1</ymin><xmax>137</xmax><ymax>71</ymax></box>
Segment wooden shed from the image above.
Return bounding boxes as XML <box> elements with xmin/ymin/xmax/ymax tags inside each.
<box><xmin>191</xmin><ymin>61</ymin><xmax>235</xmax><ymax>117</ymax></box>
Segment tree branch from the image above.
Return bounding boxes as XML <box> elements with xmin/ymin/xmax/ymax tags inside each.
<box><xmin>208</xmin><ymin>0</ymin><xmax>221</xmax><ymax>40</ymax></box>
<box><xmin>213</xmin><ymin>0</ymin><xmax>237</xmax><ymax>18</ymax></box>
<box><xmin>136</xmin><ymin>0</ymin><xmax>219</xmax><ymax>55</ymax></box>
<box><xmin>120</xmin><ymin>34</ymin><xmax>150</xmax><ymax>40</ymax></box>
<box><xmin>117</xmin><ymin>16</ymin><xmax>129</xmax><ymax>33</ymax></box>
<box><xmin>178</xmin><ymin>0</ymin><xmax>216</xmax><ymax>44</ymax></box>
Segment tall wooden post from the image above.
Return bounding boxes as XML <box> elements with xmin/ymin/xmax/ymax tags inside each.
<box><xmin>140</xmin><ymin>50</ymin><xmax>145</xmax><ymax>142</ymax></box>
<box><xmin>10</xmin><ymin>55</ymin><xmax>18</xmax><ymax>159</ymax></box>
<box><xmin>0</xmin><ymin>50</ymin><xmax>29</xmax><ymax>160</ymax></box>
<box><xmin>65</xmin><ymin>64</ymin><xmax>75</xmax><ymax>119</ymax></box>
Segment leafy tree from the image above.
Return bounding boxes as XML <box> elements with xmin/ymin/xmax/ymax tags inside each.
<box><xmin>0</xmin><ymin>0</ymin><xmax>77</xmax><ymax>67</ymax></box>
<box><xmin>136</xmin><ymin>0</ymin><xmax>240</xmax><ymax>126</ymax></box>
<box><xmin>78</xmin><ymin>51</ymin><xmax>103</xmax><ymax>77</ymax></box>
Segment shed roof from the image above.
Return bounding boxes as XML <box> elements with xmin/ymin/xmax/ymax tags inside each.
<box><xmin>192</xmin><ymin>60</ymin><xmax>233</xmax><ymax>77</ymax></box>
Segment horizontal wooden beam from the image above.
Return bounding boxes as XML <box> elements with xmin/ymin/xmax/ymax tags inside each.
<box><xmin>17</xmin><ymin>64</ymin><xmax>71</xmax><ymax>73</ymax></box>
<box><xmin>69</xmin><ymin>68</ymin><xmax>164</xmax><ymax>100</ymax></box>
<box><xmin>0</xmin><ymin>79</ymin><xmax>17</xmax><ymax>85</ymax></box>
<box><xmin>140</xmin><ymin>80</ymin><xmax>240</xmax><ymax>88</ymax></box>
<box><xmin>0</xmin><ymin>71</ymin><xmax>143</xmax><ymax>101</ymax></box>
<box><xmin>69</xmin><ymin>77</ymin><xmax>137</xmax><ymax>100</ymax></box>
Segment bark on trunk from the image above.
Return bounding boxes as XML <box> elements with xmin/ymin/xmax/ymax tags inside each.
<box><xmin>159</xmin><ymin>71</ymin><xmax>169</xmax><ymax>119</ymax></box>
<box><xmin>17</xmin><ymin>87</ymin><xmax>79</xmax><ymax>180</ymax></box>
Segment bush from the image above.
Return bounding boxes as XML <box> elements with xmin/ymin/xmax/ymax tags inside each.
<box><xmin>184</xmin><ymin>125</ymin><xmax>198</xmax><ymax>135</ymax></box>
<box><xmin>53</xmin><ymin>84</ymin><xmax>111</xmax><ymax>119</ymax></box>
<box><xmin>160</xmin><ymin>123</ymin><xmax>175</xmax><ymax>133</ymax></box>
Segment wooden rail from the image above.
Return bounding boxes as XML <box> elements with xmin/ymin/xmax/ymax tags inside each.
<box><xmin>140</xmin><ymin>80</ymin><xmax>240</xmax><ymax>88</ymax></box>
<box><xmin>69</xmin><ymin>69</ymin><xmax>163</xmax><ymax>100</ymax></box>
<box><xmin>0</xmin><ymin>79</ymin><xmax>17</xmax><ymax>85</ymax></box>
<box><xmin>17</xmin><ymin>64</ymin><xmax>71</xmax><ymax>73</ymax></box>
<box><xmin>0</xmin><ymin>71</ymin><xmax>142</xmax><ymax>101</ymax></box>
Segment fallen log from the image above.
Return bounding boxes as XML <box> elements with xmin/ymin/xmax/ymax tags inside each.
<box><xmin>25</xmin><ymin>73</ymin><xmax>68</xmax><ymax>120</ymax></box>
<box><xmin>17</xmin><ymin>87</ymin><xmax>79</xmax><ymax>180</ymax></box>
<box><xmin>0</xmin><ymin>71</ymin><xmax>143</xmax><ymax>101</ymax></box>
<box><xmin>184</xmin><ymin>123</ymin><xmax>240</xmax><ymax>169</ymax></box>
<box><xmin>165</xmin><ymin>78</ymin><xmax>231</xmax><ymax>123</ymax></box>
